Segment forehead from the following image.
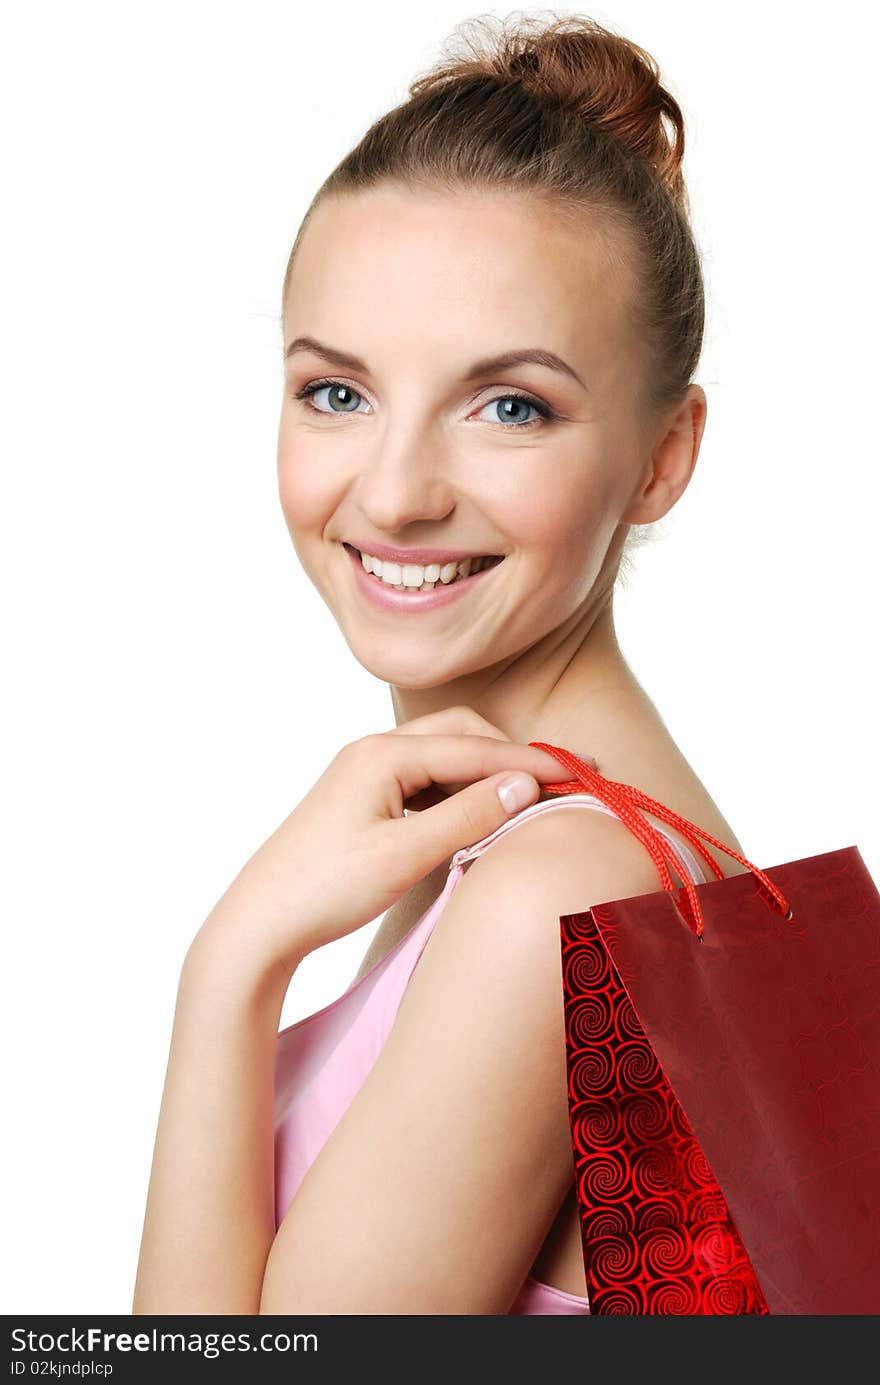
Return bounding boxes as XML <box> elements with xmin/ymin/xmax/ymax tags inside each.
<box><xmin>284</xmin><ymin>184</ymin><xmax>635</xmax><ymax>381</ymax></box>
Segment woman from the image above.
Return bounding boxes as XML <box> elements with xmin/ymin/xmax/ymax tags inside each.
<box><xmin>133</xmin><ymin>12</ymin><xmax>748</xmax><ymax>1315</ymax></box>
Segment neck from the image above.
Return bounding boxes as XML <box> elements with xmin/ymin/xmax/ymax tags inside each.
<box><xmin>390</xmin><ymin>585</ymin><xmax>682</xmax><ymax>791</ymax></box>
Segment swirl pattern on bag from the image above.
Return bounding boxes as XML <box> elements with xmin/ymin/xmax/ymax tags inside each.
<box><xmin>562</xmin><ymin>905</ymin><xmax>770</xmax><ymax>1314</ymax></box>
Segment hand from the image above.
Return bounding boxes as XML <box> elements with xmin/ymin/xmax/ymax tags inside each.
<box><xmin>198</xmin><ymin>707</ymin><xmax>596</xmax><ymax>971</ymax></box>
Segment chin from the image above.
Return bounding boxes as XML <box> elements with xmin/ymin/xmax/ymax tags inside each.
<box><xmin>340</xmin><ymin>631</ymin><xmax>477</xmax><ymax>690</ymax></box>
<box><xmin>349</xmin><ymin>647</ymin><xmax>453</xmax><ymax>691</ymax></box>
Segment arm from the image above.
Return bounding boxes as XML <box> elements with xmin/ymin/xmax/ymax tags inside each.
<box><xmin>260</xmin><ymin>807</ymin><xmax>660</xmax><ymax>1314</ymax></box>
<box><xmin>131</xmin><ymin>712</ymin><xmax>599</xmax><ymax>1314</ymax></box>
<box><xmin>131</xmin><ymin>918</ymin><xmax>301</xmax><ymax>1315</ymax></box>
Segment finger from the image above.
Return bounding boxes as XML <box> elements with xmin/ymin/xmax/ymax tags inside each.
<box><xmin>400</xmin><ymin>767</ymin><xmax>544</xmax><ymax>867</ymax></box>
<box><xmin>379</xmin><ymin>733</ymin><xmax>578</xmax><ymax>802</ymax></box>
<box><xmin>390</xmin><ymin>712</ymin><xmax>597</xmax><ymax>777</ymax></box>
<box><xmin>394</xmin><ymin>712</ymin><xmax>514</xmax><ymax>809</ymax></box>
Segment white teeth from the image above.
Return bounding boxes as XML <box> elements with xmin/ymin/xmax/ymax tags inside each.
<box><xmin>356</xmin><ymin>547</ymin><xmax>500</xmax><ymax>593</ymax></box>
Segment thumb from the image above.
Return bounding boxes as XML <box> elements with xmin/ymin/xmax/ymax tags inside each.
<box><xmin>404</xmin><ymin>770</ymin><xmax>541</xmax><ymax>869</ymax></box>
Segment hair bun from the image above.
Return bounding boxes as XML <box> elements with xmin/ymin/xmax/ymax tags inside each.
<box><xmin>410</xmin><ymin>12</ymin><xmax>687</xmax><ymax>209</ymax></box>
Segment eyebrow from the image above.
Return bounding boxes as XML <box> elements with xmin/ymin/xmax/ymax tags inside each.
<box><xmin>284</xmin><ymin>335</ymin><xmax>586</xmax><ymax>390</ymax></box>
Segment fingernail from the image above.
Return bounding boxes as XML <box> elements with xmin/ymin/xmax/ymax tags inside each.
<box><xmin>497</xmin><ymin>774</ymin><xmax>537</xmax><ymax>814</ymax></box>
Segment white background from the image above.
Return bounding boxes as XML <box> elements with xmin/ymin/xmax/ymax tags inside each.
<box><xmin>2</xmin><ymin>1</ymin><xmax>877</xmax><ymax>1313</ymax></box>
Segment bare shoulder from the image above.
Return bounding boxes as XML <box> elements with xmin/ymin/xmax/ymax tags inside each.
<box><xmin>396</xmin><ymin>801</ymin><xmax>665</xmax><ymax>1032</ymax></box>
<box><xmin>395</xmin><ymin>798</ymin><xmax>664</xmax><ymax>1081</ymax></box>
<box><xmin>435</xmin><ymin>800</ymin><xmax>666</xmax><ymax>947</ymax></box>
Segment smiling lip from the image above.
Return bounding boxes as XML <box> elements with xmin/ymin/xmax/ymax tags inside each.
<box><xmin>344</xmin><ymin>539</ymin><xmax>501</xmax><ymax>565</ymax></box>
<box><xmin>343</xmin><ymin>542</ymin><xmax>503</xmax><ymax>613</ymax></box>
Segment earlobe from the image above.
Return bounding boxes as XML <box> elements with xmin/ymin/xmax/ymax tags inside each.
<box><xmin>621</xmin><ymin>384</ymin><xmax>707</xmax><ymax>525</ymax></box>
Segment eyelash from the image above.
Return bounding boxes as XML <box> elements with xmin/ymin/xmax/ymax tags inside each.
<box><xmin>291</xmin><ymin>377</ymin><xmax>556</xmax><ymax>428</ymax></box>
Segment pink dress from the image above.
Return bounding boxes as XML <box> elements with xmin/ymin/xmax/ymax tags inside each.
<box><xmin>273</xmin><ymin>791</ymin><xmax>708</xmax><ymax>1314</ymax></box>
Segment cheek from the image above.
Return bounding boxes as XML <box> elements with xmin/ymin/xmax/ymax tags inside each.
<box><xmin>505</xmin><ymin>467</ymin><xmax>613</xmax><ymax>572</ymax></box>
<box><xmin>276</xmin><ymin>432</ymin><xmax>340</xmax><ymax>542</ymax></box>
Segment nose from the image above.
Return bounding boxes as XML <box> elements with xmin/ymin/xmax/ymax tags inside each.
<box><xmin>354</xmin><ymin>425</ymin><xmax>456</xmax><ymax>535</ymax></box>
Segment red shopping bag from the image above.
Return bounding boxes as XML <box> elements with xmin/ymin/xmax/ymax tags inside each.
<box><xmin>530</xmin><ymin>742</ymin><xmax>880</xmax><ymax>1315</ymax></box>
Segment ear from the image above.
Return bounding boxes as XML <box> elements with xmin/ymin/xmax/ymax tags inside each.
<box><xmin>621</xmin><ymin>384</ymin><xmax>707</xmax><ymax>525</ymax></box>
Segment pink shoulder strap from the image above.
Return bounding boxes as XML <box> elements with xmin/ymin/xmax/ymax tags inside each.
<box><xmin>450</xmin><ymin>792</ymin><xmax>707</xmax><ymax>886</ymax></box>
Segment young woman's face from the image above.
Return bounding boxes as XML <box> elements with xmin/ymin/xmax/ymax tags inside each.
<box><xmin>278</xmin><ymin>183</ymin><xmax>656</xmax><ymax>689</ymax></box>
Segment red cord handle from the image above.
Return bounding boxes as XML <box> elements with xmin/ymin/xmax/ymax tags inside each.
<box><xmin>529</xmin><ymin>742</ymin><xmax>791</xmax><ymax>939</ymax></box>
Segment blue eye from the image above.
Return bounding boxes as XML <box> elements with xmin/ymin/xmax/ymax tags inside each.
<box><xmin>293</xmin><ymin>379</ymin><xmax>554</xmax><ymax>427</ymax></box>
<box><xmin>295</xmin><ymin>380</ymin><xmax>368</xmax><ymax>414</ymax></box>
<box><xmin>477</xmin><ymin>394</ymin><xmax>550</xmax><ymax>427</ymax></box>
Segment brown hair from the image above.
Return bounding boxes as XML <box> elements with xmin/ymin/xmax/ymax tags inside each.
<box><xmin>282</xmin><ymin>10</ymin><xmax>704</xmax><ymax>423</ymax></box>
